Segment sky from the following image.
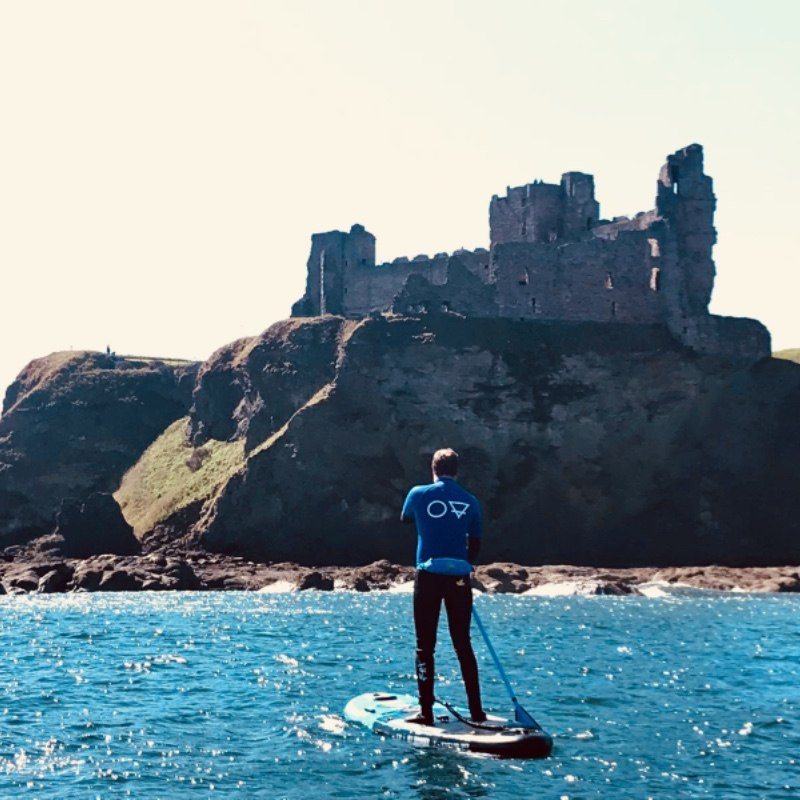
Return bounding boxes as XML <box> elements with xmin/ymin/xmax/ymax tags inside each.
<box><xmin>1</xmin><ymin>0</ymin><xmax>798</xmax><ymax>398</ymax></box>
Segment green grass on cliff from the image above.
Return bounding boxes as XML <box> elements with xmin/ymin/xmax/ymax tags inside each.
<box><xmin>116</xmin><ymin>417</ymin><xmax>244</xmax><ymax>537</ymax></box>
<box><xmin>773</xmin><ymin>349</ymin><xmax>800</xmax><ymax>364</ymax></box>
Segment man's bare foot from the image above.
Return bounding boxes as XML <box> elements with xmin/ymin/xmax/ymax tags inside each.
<box><xmin>406</xmin><ymin>712</ymin><xmax>434</xmax><ymax>726</ymax></box>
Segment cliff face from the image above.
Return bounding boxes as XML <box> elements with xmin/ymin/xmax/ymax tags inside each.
<box><xmin>120</xmin><ymin>314</ymin><xmax>800</xmax><ymax>567</ymax></box>
<box><xmin>6</xmin><ymin>319</ymin><xmax>799</xmax><ymax>567</ymax></box>
<box><xmin>188</xmin><ymin>317</ymin><xmax>351</xmax><ymax>451</ymax></box>
<box><xmin>0</xmin><ymin>352</ymin><xmax>197</xmax><ymax>542</ymax></box>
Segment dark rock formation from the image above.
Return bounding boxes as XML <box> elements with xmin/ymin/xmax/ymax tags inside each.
<box><xmin>297</xmin><ymin>571</ymin><xmax>335</xmax><ymax>591</ymax></box>
<box><xmin>54</xmin><ymin>493</ymin><xmax>140</xmax><ymax>558</ymax></box>
<box><xmin>37</xmin><ymin>563</ymin><xmax>74</xmax><ymax>593</ymax></box>
<box><xmin>0</xmin><ymin>351</ymin><xmax>198</xmax><ymax>543</ymax></box>
<box><xmin>158</xmin><ymin>312</ymin><xmax>800</xmax><ymax>567</ymax></box>
<box><xmin>67</xmin><ymin>554</ymin><xmax>201</xmax><ymax>592</ymax></box>
<box><xmin>1</xmin><ymin>545</ymin><xmax>799</xmax><ymax>594</ymax></box>
<box><xmin>189</xmin><ymin>317</ymin><xmax>349</xmax><ymax>451</ymax></box>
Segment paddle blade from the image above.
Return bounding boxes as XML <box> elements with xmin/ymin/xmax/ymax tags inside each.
<box><xmin>514</xmin><ymin>700</ymin><xmax>542</xmax><ymax>731</ymax></box>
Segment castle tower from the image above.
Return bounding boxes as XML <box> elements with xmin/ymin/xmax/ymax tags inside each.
<box><xmin>656</xmin><ymin>144</ymin><xmax>716</xmax><ymax>315</ymax></box>
<box><xmin>561</xmin><ymin>172</ymin><xmax>600</xmax><ymax>239</ymax></box>
<box><xmin>489</xmin><ymin>172</ymin><xmax>599</xmax><ymax>248</ymax></box>
<box><xmin>292</xmin><ymin>224</ymin><xmax>375</xmax><ymax>316</ymax></box>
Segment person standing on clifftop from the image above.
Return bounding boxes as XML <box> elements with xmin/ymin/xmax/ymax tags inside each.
<box><xmin>400</xmin><ymin>448</ymin><xmax>486</xmax><ymax>725</ymax></box>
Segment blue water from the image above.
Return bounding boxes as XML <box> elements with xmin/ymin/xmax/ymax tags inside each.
<box><xmin>0</xmin><ymin>591</ymin><xmax>798</xmax><ymax>799</ymax></box>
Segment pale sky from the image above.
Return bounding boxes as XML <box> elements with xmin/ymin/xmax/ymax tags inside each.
<box><xmin>1</xmin><ymin>0</ymin><xmax>798</xmax><ymax>398</ymax></box>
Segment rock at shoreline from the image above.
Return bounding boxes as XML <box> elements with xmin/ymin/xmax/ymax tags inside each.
<box><xmin>297</xmin><ymin>571</ymin><xmax>335</xmax><ymax>591</ymax></box>
<box><xmin>55</xmin><ymin>493</ymin><xmax>140</xmax><ymax>558</ymax></box>
<box><xmin>0</xmin><ymin>554</ymin><xmax>799</xmax><ymax>595</ymax></box>
<box><xmin>37</xmin><ymin>563</ymin><xmax>74</xmax><ymax>593</ymax></box>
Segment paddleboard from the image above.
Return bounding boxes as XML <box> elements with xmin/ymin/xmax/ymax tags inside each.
<box><xmin>344</xmin><ymin>692</ymin><xmax>553</xmax><ymax>759</ymax></box>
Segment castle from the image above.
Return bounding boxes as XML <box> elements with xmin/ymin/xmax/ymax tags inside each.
<box><xmin>291</xmin><ymin>145</ymin><xmax>770</xmax><ymax>363</ymax></box>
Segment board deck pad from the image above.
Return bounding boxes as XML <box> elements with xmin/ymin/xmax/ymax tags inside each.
<box><xmin>344</xmin><ymin>692</ymin><xmax>553</xmax><ymax>759</ymax></box>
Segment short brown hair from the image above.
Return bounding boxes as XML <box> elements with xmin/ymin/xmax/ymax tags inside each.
<box><xmin>431</xmin><ymin>448</ymin><xmax>458</xmax><ymax>477</ymax></box>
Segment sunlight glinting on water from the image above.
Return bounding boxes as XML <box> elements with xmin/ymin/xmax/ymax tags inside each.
<box><xmin>0</xmin><ymin>591</ymin><xmax>798</xmax><ymax>798</ymax></box>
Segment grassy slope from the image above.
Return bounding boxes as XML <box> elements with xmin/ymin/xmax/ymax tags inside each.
<box><xmin>116</xmin><ymin>417</ymin><xmax>244</xmax><ymax>537</ymax></box>
<box><xmin>773</xmin><ymin>349</ymin><xmax>800</xmax><ymax>364</ymax></box>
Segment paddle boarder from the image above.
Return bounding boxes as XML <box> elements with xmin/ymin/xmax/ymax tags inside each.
<box><xmin>401</xmin><ymin>448</ymin><xmax>486</xmax><ymax>725</ymax></box>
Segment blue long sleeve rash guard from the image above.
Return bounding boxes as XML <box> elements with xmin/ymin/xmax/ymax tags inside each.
<box><xmin>401</xmin><ymin>477</ymin><xmax>483</xmax><ymax>567</ymax></box>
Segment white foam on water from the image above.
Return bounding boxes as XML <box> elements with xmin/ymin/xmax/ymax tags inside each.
<box><xmin>638</xmin><ymin>580</ymin><xmax>714</xmax><ymax>598</ymax></box>
<box><xmin>387</xmin><ymin>581</ymin><xmax>414</xmax><ymax>594</ymax></box>
<box><xmin>521</xmin><ymin>581</ymin><xmax>598</xmax><ymax>597</ymax></box>
<box><xmin>638</xmin><ymin>582</ymin><xmax>671</xmax><ymax>598</ymax></box>
<box><xmin>522</xmin><ymin>581</ymin><xmax>581</xmax><ymax>597</ymax></box>
<box><xmin>257</xmin><ymin>580</ymin><xmax>297</xmax><ymax>594</ymax></box>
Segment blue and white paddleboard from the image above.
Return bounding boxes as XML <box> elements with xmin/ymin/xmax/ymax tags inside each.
<box><xmin>344</xmin><ymin>692</ymin><xmax>553</xmax><ymax>759</ymax></box>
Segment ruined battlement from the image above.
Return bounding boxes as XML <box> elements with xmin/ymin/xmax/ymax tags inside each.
<box><xmin>489</xmin><ymin>171</ymin><xmax>600</xmax><ymax>247</ymax></box>
<box><xmin>291</xmin><ymin>145</ymin><xmax>770</xmax><ymax>363</ymax></box>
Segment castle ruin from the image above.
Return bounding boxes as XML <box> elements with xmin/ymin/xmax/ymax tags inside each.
<box><xmin>291</xmin><ymin>145</ymin><xmax>770</xmax><ymax>363</ymax></box>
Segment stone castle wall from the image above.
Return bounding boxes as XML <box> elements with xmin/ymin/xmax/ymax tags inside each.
<box><xmin>291</xmin><ymin>145</ymin><xmax>770</xmax><ymax>363</ymax></box>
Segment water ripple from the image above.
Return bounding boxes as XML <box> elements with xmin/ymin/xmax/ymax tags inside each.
<box><xmin>0</xmin><ymin>592</ymin><xmax>798</xmax><ymax>797</ymax></box>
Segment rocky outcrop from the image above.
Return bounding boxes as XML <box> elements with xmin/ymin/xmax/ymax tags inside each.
<box><xmin>115</xmin><ymin>318</ymin><xmax>355</xmax><ymax>546</ymax></box>
<box><xmin>1</xmin><ymin>552</ymin><xmax>799</xmax><ymax>595</ymax></box>
<box><xmin>0</xmin><ymin>351</ymin><xmax>197</xmax><ymax>543</ymax></box>
<box><xmin>4</xmin><ymin>316</ymin><xmax>800</xmax><ymax>570</ymax></box>
<box><xmin>126</xmin><ymin>312</ymin><xmax>800</xmax><ymax>567</ymax></box>
<box><xmin>189</xmin><ymin>317</ymin><xmax>352</xmax><ymax>451</ymax></box>
<box><xmin>54</xmin><ymin>492</ymin><xmax>140</xmax><ymax>558</ymax></box>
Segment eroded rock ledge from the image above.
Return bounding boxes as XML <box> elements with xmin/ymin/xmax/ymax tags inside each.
<box><xmin>1</xmin><ymin>550</ymin><xmax>798</xmax><ymax>595</ymax></box>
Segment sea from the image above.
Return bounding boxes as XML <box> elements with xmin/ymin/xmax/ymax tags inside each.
<box><xmin>0</xmin><ymin>587</ymin><xmax>798</xmax><ymax>799</ymax></box>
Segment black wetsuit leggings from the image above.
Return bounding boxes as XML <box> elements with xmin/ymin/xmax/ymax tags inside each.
<box><xmin>413</xmin><ymin>569</ymin><xmax>483</xmax><ymax>717</ymax></box>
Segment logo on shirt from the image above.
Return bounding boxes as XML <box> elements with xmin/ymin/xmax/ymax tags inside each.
<box><xmin>448</xmin><ymin>501</ymin><xmax>470</xmax><ymax>519</ymax></box>
<box><xmin>426</xmin><ymin>500</ymin><xmax>470</xmax><ymax>520</ymax></box>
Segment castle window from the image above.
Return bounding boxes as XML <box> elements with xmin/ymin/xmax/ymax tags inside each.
<box><xmin>441</xmin><ymin>301</ymin><xmax>450</xmax><ymax>313</ymax></box>
<box><xmin>605</xmin><ymin>272</ymin><xmax>614</xmax><ymax>290</ymax></box>
<box><xmin>531</xmin><ymin>297</ymin><xmax>538</xmax><ymax>313</ymax></box>
<box><xmin>586</xmin><ymin>217</ymin><xmax>592</xmax><ymax>230</ymax></box>
<box><xmin>648</xmin><ymin>238</ymin><xmax>660</xmax><ymax>258</ymax></box>
<box><xmin>611</xmin><ymin>301</ymin><xmax>617</xmax><ymax>318</ymax></box>
<box><xmin>521</xmin><ymin>221</ymin><xmax>527</xmax><ymax>236</ymax></box>
<box><xmin>670</xmin><ymin>165</ymin><xmax>680</xmax><ymax>194</ymax></box>
<box><xmin>650</xmin><ymin>267</ymin><xmax>660</xmax><ymax>291</ymax></box>
<box><xmin>548</xmin><ymin>230</ymin><xmax>557</xmax><ymax>242</ymax></box>
<box><xmin>360</xmin><ymin>258</ymin><xmax>367</xmax><ymax>266</ymax></box>
<box><xmin>518</xmin><ymin>272</ymin><xmax>529</xmax><ymax>286</ymax></box>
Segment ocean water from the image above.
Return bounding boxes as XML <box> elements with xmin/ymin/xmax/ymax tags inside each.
<box><xmin>0</xmin><ymin>590</ymin><xmax>798</xmax><ymax>799</ymax></box>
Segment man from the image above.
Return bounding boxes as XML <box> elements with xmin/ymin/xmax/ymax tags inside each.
<box><xmin>400</xmin><ymin>448</ymin><xmax>486</xmax><ymax>725</ymax></box>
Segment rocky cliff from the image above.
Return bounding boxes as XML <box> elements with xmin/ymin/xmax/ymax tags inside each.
<box><xmin>113</xmin><ymin>313</ymin><xmax>800</xmax><ymax>567</ymax></box>
<box><xmin>0</xmin><ymin>351</ymin><xmax>197</xmax><ymax>543</ymax></box>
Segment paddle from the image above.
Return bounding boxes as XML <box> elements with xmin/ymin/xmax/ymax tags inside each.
<box><xmin>471</xmin><ymin>605</ymin><xmax>543</xmax><ymax>730</ymax></box>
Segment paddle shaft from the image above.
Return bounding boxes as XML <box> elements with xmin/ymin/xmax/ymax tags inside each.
<box><xmin>471</xmin><ymin>604</ymin><xmax>543</xmax><ymax>730</ymax></box>
<box><xmin>471</xmin><ymin>605</ymin><xmax>521</xmax><ymax>706</ymax></box>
